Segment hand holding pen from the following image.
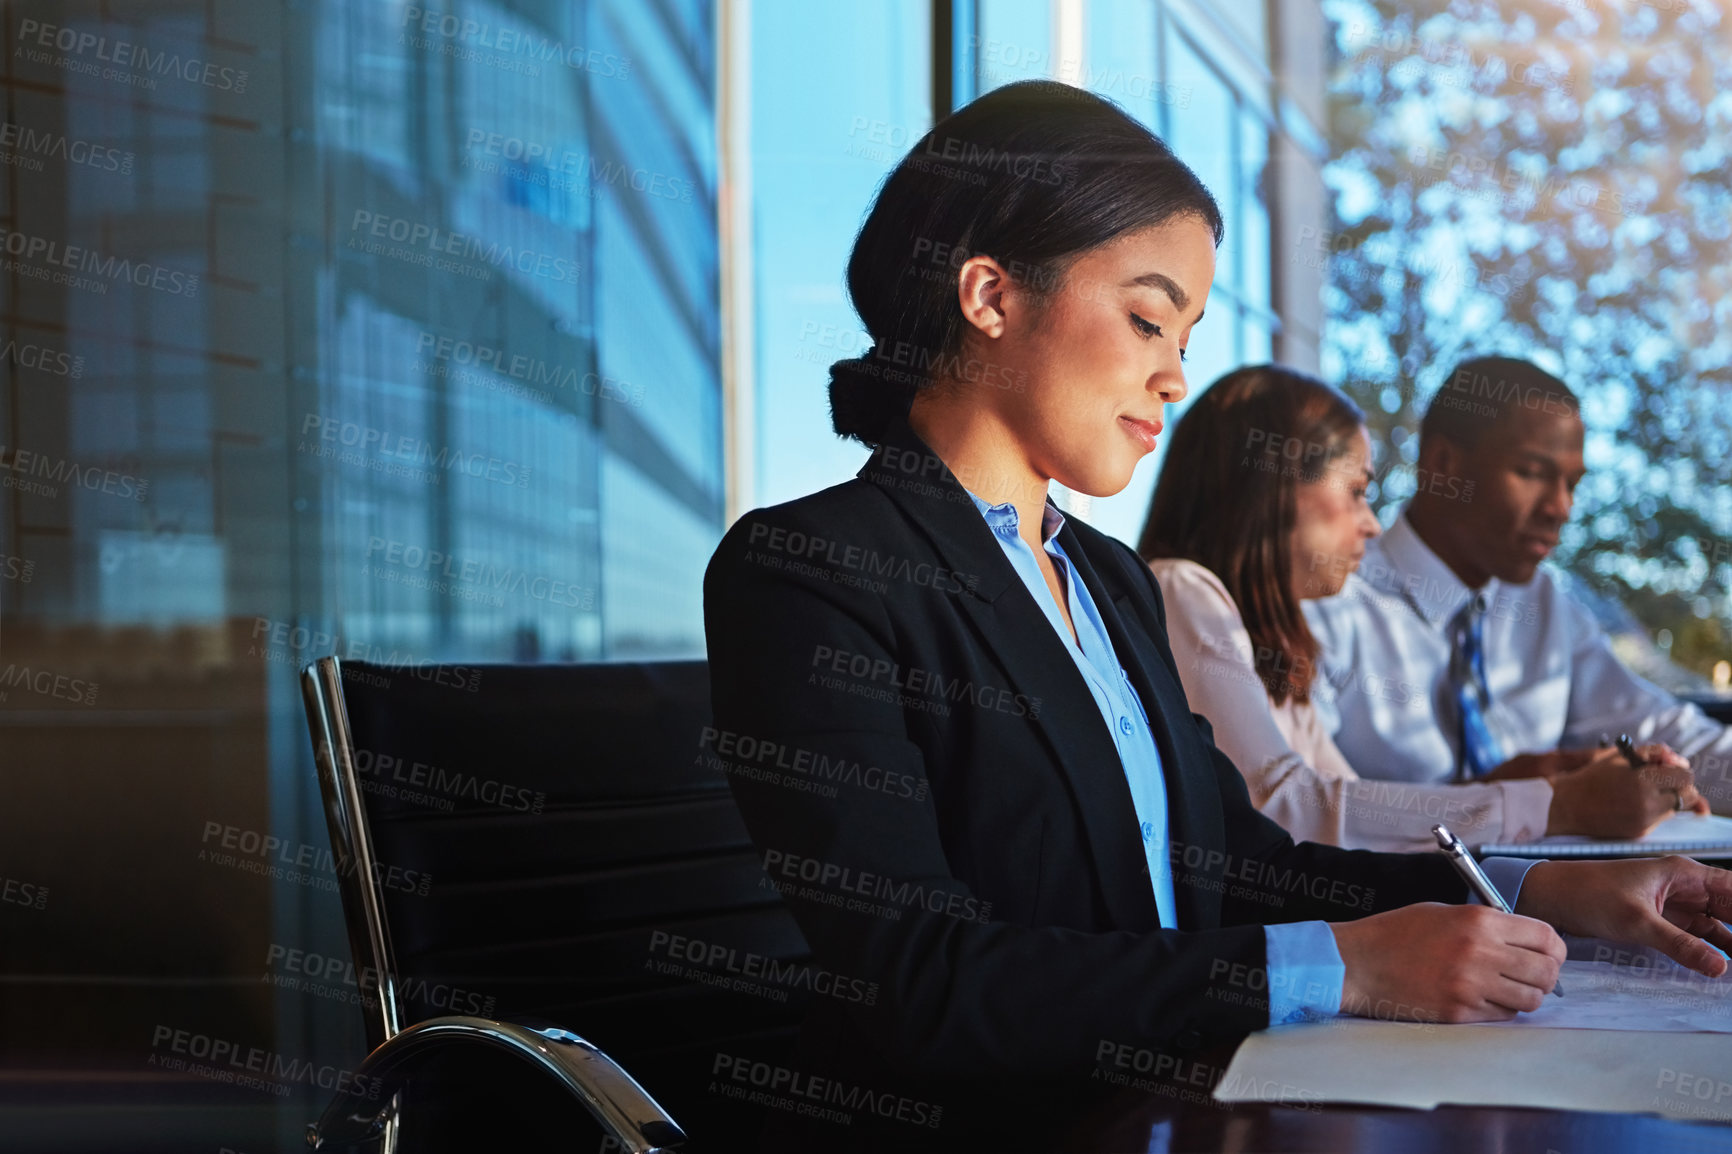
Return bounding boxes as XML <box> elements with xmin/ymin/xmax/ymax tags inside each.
<box><xmin>1597</xmin><ymin>733</ymin><xmax>1707</xmax><ymax>817</ymax></box>
<box><xmin>1432</xmin><ymin>824</ymin><xmax>1563</xmax><ymax>997</ymax></box>
<box><xmin>1331</xmin><ymin>835</ymin><xmax>1732</xmax><ymax>1028</ymax></box>
<box><xmin>1544</xmin><ymin>737</ymin><xmax>1702</xmax><ymax>838</ymax></box>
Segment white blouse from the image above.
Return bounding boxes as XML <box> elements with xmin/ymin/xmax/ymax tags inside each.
<box><xmin>1150</xmin><ymin>558</ymin><xmax>1553</xmax><ymax>852</ymax></box>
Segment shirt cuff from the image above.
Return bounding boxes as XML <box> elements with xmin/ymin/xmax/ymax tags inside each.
<box><xmin>1471</xmin><ymin>856</ymin><xmax>1542</xmax><ymax>910</ymax></box>
<box><xmin>1498</xmin><ymin>779</ymin><xmax>1554</xmax><ymax>844</ymax></box>
<box><xmin>1262</xmin><ymin>921</ymin><xmax>1346</xmax><ymax>1026</ymax></box>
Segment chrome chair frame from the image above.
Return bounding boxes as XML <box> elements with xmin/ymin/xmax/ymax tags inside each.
<box><xmin>299</xmin><ymin>656</ymin><xmax>686</xmax><ymax>1153</ymax></box>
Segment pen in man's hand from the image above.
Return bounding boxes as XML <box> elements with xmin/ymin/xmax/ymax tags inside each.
<box><xmin>1615</xmin><ymin>733</ymin><xmax>1645</xmax><ymax>771</ymax></box>
<box><xmin>1615</xmin><ymin>732</ymin><xmax>1687</xmax><ymax>811</ymax></box>
<box><xmin>1430</xmin><ymin>823</ymin><xmax>1563</xmax><ymax>998</ymax></box>
<box><xmin>1600</xmin><ymin>732</ymin><xmax>1646</xmax><ymax>770</ymax></box>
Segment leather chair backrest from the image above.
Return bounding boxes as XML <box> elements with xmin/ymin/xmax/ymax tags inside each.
<box><xmin>330</xmin><ymin>659</ymin><xmax>808</xmax><ymax>1142</ymax></box>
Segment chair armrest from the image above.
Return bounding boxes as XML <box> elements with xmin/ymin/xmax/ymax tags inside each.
<box><xmin>306</xmin><ymin>1014</ymin><xmax>686</xmax><ymax>1152</ymax></box>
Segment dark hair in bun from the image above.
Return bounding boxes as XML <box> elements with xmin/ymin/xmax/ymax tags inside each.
<box><xmin>826</xmin><ymin>352</ymin><xmax>911</xmax><ymax>447</ymax></box>
<box><xmin>829</xmin><ymin>80</ymin><xmax>1223</xmax><ymax>446</ymax></box>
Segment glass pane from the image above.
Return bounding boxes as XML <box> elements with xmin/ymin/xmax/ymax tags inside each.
<box><xmin>1166</xmin><ymin>28</ymin><xmax>1239</xmax><ymax>292</ymax></box>
<box><xmin>1240</xmin><ymin>105</ymin><xmax>1273</xmax><ymax>313</ymax></box>
<box><xmin>0</xmin><ymin>0</ymin><xmax>718</xmax><ymax>1094</ymax></box>
<box><xmin>1164</xmin><ymin>2</ymin><xmax>1273</xmax><ymax>118</ymax></box>
<box><xmin>751</xmin><ymin>0</ymin><xmax>931</xmax><ymax>509</ymax></box>
<box><xmin>1323</xmin><ymin>2</ymin><xmax>1732</xmax><ymax>684</ymax></box>
<box><xmin>1084</xmin><ymin>0</ymin><xmax>1167</xmax><ymax>127</ymax></box>
<box><xmin>1215</xmin><ymin>0</ymin><xmax>1270</xmax><ymax>67</ymax></box>
<box><xmin>973</xmin><ymin>0</ymin><xmax>1053</xmax><ymax>92</ymax></box>
<box><xmin>1242</xmin><ymin>313</ymin><xmax>1274</xmax><ymax>366</ymax></box>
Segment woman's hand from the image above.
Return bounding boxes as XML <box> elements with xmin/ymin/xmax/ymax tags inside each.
<box><xmin>1515</xmin><ymin>856</ymin><xmax>1732</xmax><ymax>978</ymax></box>
<box><xmin>1546</xmin><ymin>743</ymin><xmax>1705</xmax><ymax>838</ymax></box>
<box><xmin>1329</xmin><ymin>903</ymin><xmax>1566</xmax><ymax>1023</ymax></box>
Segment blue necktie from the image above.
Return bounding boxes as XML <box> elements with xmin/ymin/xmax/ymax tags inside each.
<box><xmin>1450</xmin><ymin>593</ymin><xmax>1504</xmax><ymax>779</ymax></box>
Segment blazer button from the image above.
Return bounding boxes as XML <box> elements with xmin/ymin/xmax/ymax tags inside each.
<box><xmin>1174</xmin><ymin>1028</ymin><xmax>1203</xmax><ymax>1052</ymax></box>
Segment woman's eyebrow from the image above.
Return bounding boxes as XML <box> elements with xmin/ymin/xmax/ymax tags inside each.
<box><xmin>1122</xmin><ymin>271</ymin><xmax>1189</xmax><ymax>311</ymax></box>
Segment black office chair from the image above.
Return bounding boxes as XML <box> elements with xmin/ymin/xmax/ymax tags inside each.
<box><xmin>298</xmin><ymin>656</ymin><xmax>809</xmax><ymax>1152</ymax></box>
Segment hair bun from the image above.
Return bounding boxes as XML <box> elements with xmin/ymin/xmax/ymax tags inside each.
<box><xmin>828</xmin><ymin>350</ymin><xmax>910</xmax><ymax>445</ymax></box>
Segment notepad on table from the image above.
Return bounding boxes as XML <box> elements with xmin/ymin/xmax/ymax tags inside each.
<box><xmin>1476</xmin><ymin>812</ymin><xmax>1732</xmax><ymax>857</ymax></box>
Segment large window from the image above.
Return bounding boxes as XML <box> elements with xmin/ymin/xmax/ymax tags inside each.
<box><xmin>0</xmin><ymin>0</ymin><xmax>1330</xmax><ymax>1109</ymax></box>
<box><xmin>954</xmin><ymin>1</ymin><xmax>1302</xmax><ymax>546</ymax></box>
<box><xmin>742</xmin><ymin>1</ymin><xmax>1318</xmax><ymax>548</ymax></box>
<box><xmin>0</xmin><ymin>0</ymin><xmax>718</xmax><ymax>1092</ymax></box>
<box><xmin>312</xmin><ymin>0</ymin><xmax>719</xmax><ymax>662</ymax></box>
<box><xmin>749</xmin><ymin>0</ymin><xmax>931</xmax><ymax>511</ymax></box>
<box><xmin>1322</xmin><ymin>0</ymin><xmax>1732</xmax><ymax>685</ymax></box>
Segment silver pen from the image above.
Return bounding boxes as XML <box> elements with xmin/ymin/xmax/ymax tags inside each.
<box><xmin>1431</xmin><ymin>823</ymin><xmax>1563</xmax><ymax>997</ymax></box>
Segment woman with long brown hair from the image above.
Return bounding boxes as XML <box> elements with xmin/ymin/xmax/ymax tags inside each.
<box><xmin>1140</xmin><ymin>364</ymin><xmax>1689</xmax><ymax>850</ymax></box>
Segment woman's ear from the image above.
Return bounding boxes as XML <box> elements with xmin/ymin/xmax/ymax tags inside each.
<box><xmin>955</xmin><ymin>255</ymin><xmax>1010</xmax><ymax>341</ymax></box>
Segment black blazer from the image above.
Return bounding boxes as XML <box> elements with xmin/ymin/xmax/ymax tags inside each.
<box><xmin>704</xmin><ymin>413</ymin><xmax>1466</xmax><ymax>1095</ymax></box>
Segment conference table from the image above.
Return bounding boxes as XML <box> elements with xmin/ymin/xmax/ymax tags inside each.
<box><xmin>15</xmin><ymin>1018</ymin><xmax>1730</xmax><ymax>1153</ymax></box>
<box><xmin>1066</xmin><ymin>1097</ymin><xmax>1732</xmax><ymax>1152</ymax></box>
<box><xmin>1046</xmin><ymin>1027</ymin><xmax>1732</xmax><ymax>1153</ymax></box>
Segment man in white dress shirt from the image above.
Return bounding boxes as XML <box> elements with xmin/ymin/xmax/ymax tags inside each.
<box><xmin>1305</xmin><ymin>355</ymin><xmax>1722</xmax><ymax>823</ymax></box>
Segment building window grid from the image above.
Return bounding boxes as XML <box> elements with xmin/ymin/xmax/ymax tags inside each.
<box><xmin>314</xmin><ymin>2</ymin><xmax>618</xmax><ymax>661</ymax></box>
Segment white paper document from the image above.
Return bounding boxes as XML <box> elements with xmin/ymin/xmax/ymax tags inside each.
<box><xmin>1215</xmin><ymin>1020</ymin><xmax>1732</xmax><ymax>1121</ymax></box>
<box><xmin>1215</xmin><ymin>960</ymin><xmax>1732</xmax><ymax>1119</ymax></box>
<box><xmin>1467</xmin><ymin>959</ymin><xmax>1732</xmax><ymax>1032</ymax></box>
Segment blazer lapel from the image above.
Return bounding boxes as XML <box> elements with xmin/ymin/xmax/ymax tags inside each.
<box><xmin>859</xmin><ymin>418</ymin><xmax>1161</xmax><ymax>933</ymax></box>
<box><xmin>1066</xmin><ymin>542</ymin><xmax>1222</xmax><ymax>932</ymax></box>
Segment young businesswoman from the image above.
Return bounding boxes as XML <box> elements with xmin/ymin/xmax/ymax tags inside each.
<box><xmin>1139</xmin><ymin>365</ymin><xmax>1698</xmax><ymax>851</ymax></box>
<box><xmin>704</xmin><ymin>81</ymin><xmax>1732</xmax><ymax>1144</ymax></box>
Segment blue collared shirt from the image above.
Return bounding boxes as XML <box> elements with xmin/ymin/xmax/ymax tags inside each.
<box><xmin>966</xmin><ymin>492</ymin><xmax>1355</xmax><ymax>1024</ymax></box>
<box><xmin>968</xmin><ymin>492</ymin><xmax>1179</xmax><ymax>926</ymax></box>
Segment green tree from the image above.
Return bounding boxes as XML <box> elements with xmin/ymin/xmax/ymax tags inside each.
<box><xmin>1321</xmin><ymin>0</ymin><xmax>1732</xmax><ymax>675</ymax></box>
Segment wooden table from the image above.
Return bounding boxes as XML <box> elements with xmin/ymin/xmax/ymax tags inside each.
<box><xmin>1063</xmin><ymin>1091</ymin><xmax>1732</xmax><ymax>1152</ymax></box>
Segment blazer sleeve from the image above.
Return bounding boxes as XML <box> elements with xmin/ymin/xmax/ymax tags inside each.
<box><xmin>705</xmin><ymin>504</ymin><xmax>1288</xmax><ymax>1079</ymax></box>
<box><xmin>1115</xmin><ymin>545</ymin><xmax>1471</xmax><ymax>926</ymax></box>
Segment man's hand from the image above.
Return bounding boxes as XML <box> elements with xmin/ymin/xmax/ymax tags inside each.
<box><xmin>1330</xmin><ymin>903</ymin><xmax>1566</xmax><ymax>1023</ymax></box>
<box><xmin>1515</xmin><ymin>856</ymin><xmax>1732</xmax><ymax>978</ymax></box>
<box><xmin>1546</xmin><ymin>743</ymin><xmax>1706</xmax><ymax>838</ymax></box>
<box><xmin>1485</xmin><ymin>749</ymin><xmax>1597</xmax><ymax>781</ymax></box>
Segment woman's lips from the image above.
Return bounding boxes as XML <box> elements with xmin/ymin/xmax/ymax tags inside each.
<box><xmin>1119</xmin><ymin>415</ymin><xmax>1162</xmax><ymax>452</ymax></box>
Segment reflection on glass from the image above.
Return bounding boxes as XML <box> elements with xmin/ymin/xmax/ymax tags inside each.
<box><xmin>0</xmin><ymin>0</ymin><xmax>719</xmax><ymax>1107</ymax></box>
